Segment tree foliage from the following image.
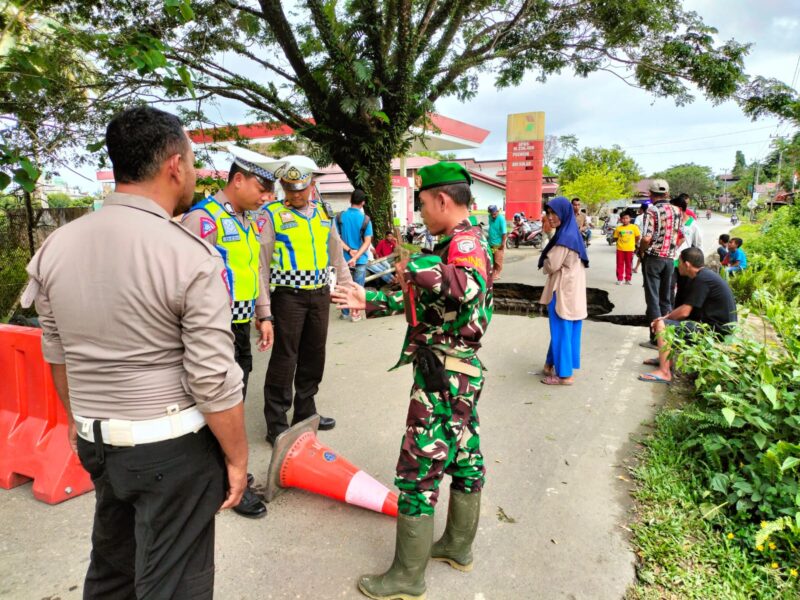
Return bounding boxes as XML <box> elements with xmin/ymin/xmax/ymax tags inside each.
<box><xmin>733</xmin><ymin>150</ymin><xmax>747</xmax><ymax>178</ymax></box>
<box><xmin>652</xmin><ymin>163</ymin><xmax>716</xmax><ymax>204</ymax></box>
<box><xmin>32</xmin><ymin>0</ymin><xmax>800</xmax><ymax>234</ymax></box>
<box><xmin>558</xmin><ymin>145</ymin><xmax>642</xmax><ymax>192</ymax></box>
<box><xmin>543</xmin><ymin>134</ymin><xmax>578</xmax><ymax>170</ymax></box>
<box><xmin>4</xmin><ymin>1</ymin><xmax>800</xmax><ymax>235</ymax></box>
<box><xmin>559</xmin><ymin>165</ymin><xmax>628</xmax><ymax>212</ymax></box>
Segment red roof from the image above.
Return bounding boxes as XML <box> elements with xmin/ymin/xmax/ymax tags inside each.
<box><xmin>187</xmin><ymin>114</ymin><xmax>489</xmax><ymax>146</ymax></box>
<box><xmin>427</xmin><ymin>114</ymin><xmax>490</xmax><ymax>145</ymax></box>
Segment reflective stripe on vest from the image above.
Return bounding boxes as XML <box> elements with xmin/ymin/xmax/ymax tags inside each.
<box><xmin>190</xmin><ymin>197</ymin><xmax>260</xmax><ymax>322</ymax></box>
<box><xmin>265</xmin><ymin>201</ymin><xmax>332</xmax><ymax>289</ymax></box>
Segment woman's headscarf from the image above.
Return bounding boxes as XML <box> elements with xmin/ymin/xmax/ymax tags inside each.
<box><xmin>537</xmin><ymin>196</ymin><xmax>590</xmax><ymax>269</ymax></box>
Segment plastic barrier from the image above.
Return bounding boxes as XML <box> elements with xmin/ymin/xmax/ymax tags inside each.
<box><xmin>0</xmin><ymin>325</ymin><xmax>93</xmax><ymax>503</ymax></box>
<box><xmin>264</xmin><ymin>415</ymin><xmax>398</xmax><ymax>517</ymax></box>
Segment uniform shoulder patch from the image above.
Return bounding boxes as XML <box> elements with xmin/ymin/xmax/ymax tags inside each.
<box><xmin>448</xmin><ymin>231</ymin><xmax>487</xmax><ymax>279</ymax></box>
<box><xmin>200</xmin><ymin>217</ymin><xmax>216</xmax><ymax>238</ymax></box>
<box><xmin>255</xmin><ymin>217</ymin><xmax>268</xmax><ymax>233</ymax></box>
<box><xmin>169</xmin><ymin>220</ymin><xmax>221</xmax><ymax>257</ymax></box>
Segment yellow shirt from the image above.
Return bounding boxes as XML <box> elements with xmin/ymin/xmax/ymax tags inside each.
<box><xmin>614</xmin><ymin>224</ymin><xmax>640</xmax><ymax>252</ymax></box>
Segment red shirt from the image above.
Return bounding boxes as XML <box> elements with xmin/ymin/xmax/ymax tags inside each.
<box><xmin>375</xmin><ymin>238</ymin><xmax>397</xmax><ymax>258</ymax></box>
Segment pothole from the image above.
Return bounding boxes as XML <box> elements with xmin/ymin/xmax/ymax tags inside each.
<box><xmin>493</xmin><ymin>282</ymin><xmax>646</xmax><ymax>327</ymax></box>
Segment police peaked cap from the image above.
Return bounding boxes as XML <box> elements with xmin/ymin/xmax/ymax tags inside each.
<box><xmin>275</xmin><ymin>155</ymin><xmax>323</xmax><ymax>191</ymax></box>
<box><xmin>227</xmin><ymin>144</ymin><xmax>286</xmax><ymax>186</ymax></box>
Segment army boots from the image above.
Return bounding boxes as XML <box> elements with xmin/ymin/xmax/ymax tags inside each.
<box><xmin>430</xmin><ymin>490</ymin><xmax>481</xmax><ymax>572</ymax></box>
<box><xmin>358</xmin><ymin>513</ymin><xmax>433</xmax><ymax>600</ymax></box>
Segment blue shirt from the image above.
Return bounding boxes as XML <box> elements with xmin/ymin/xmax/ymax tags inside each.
<box><xmin>338</xmin><ymin>207</ymin><xmax>374</xmax><ymax>266</ymax></box>
<box><xmin>488</xmin><ymin>214</ymin><xmax>507</xmax><ymax>247</ymax></box>
<box><xmin>728</xmin><ymin>247</ymin><xmax>747</xmax><ymax>270</ymax></box>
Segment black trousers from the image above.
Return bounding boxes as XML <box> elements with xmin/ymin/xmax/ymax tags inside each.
<box><xmin>643</xmin><ymin>255</ymin><xmax>674</xmax><ymax>340</ymax></box>
<box><xmin>231</xmin><ymin>321</ymin><xmax>253</xmax><ymax>400</ymax></box>
<box><xmin>77</xmin><ymin>427</ymin><xmax>226</xmax><ymax>600</ymax></box>
<box><xmin>263</xmin><ymin>287</ymin><xmax>330</xmax><ymax>437</ymax></box>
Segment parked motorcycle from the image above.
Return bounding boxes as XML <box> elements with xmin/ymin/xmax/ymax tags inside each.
<box><xmin>405</xmin><ymin>223</ymin><xmax>435</xmax><ymax>250</ymax></box>
<box><xmin>506</xmin><ymin>219</ymin><xmax>543</xmax><ymax>249</ymax></box>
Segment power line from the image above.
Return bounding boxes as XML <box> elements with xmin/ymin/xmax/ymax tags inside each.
<box><xmin>622</xmin><ymin>125</ymin><xmax>776</xmax><ymax>149</ymax></box>
<box><xmin>634</xmin><ymin>138</ymin><xmax>773</xmax><ymax>156</ymax></box>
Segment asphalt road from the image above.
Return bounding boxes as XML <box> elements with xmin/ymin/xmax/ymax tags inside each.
<box><xmin>0</xmin><ymin>213</ymin><xmax>733</xmax><ymax>600</ymax></box>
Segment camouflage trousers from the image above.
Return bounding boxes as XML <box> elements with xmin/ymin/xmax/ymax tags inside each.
<box><xmin>396</xmin><ymin>356</ymin><xmax>485</xmax><ymax>517</ymax></box>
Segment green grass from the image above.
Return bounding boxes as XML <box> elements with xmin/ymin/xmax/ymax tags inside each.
<box><xmin>730</xmin><ymin>222</ymin><xmax>764</xmax><ymax>245</ymax></box>
<box><xmin>626</xmin><ymin>408</ymin><xmax>799</xmax><ymax>600</ymax></box>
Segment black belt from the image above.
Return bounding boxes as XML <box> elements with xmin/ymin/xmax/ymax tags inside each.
<box><xmin>272</xmin><ymin>286</ymin><xmax>329</xmax><ymax>295</ymax></box>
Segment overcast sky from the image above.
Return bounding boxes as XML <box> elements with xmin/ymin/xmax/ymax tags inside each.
<box><xmin>436</xmin><ymin>0</ymin><xmax>800</xmax><ymax>177</ymax></box>
<box><xmin>66</xmin><ymin>1</ymin><xmax>799</xmax><ymax>193</ymax></box>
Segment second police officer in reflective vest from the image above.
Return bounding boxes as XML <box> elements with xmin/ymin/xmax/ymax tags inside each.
<box><xmin>254</xmin><ymin>156</ymin><xmax>353</xmax><ymax>444</ymax></box>
<box><xmin>182</xmin><ymin>145</ymin><xmax>284</xmax><ymax>519</ymax></box>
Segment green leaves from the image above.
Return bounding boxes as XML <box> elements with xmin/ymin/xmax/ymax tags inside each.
<box><xmin>721</xmin><ymin>407</ymin><xmax>737</xmax><ymax>427</ymax></box>
<box><xmin>164</xmin><ymin>0</ymin><xmax>194</xmax><ymax>22</ymax></box>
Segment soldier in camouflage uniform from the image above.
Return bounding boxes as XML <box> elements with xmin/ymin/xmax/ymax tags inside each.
<box><xmin>333</xmin><ymin>162</ymin><xmax>493</xmax><ymax>600</ymax></box>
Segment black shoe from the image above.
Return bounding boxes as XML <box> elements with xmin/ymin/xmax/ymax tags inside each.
<box><xmin>247</xmin><ymin>473</ymin><xmax>254</xmax><ymax>487</ymax></box>
<box><xmin>318</xmin><ymin>416</ymin><xmax>336</xmax><ymax>431</ymax></box>
<box><xmin>233</xmin><ymin>486</ymin><xmax>267</xmax><ymax>519</ymax></box>
<box><xmin>639</xmin><ymin>340</ymin><xmax>658</xmax><ymax>350</ymax></box>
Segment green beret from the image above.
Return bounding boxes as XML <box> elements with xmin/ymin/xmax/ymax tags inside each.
<box><xmin>415</xmin><ymin>162</ymin><xmax>473</xmax><ymax>191</ymax></box>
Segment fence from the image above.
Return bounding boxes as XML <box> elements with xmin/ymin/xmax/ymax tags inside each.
<box><xmin>0</xmin><ymin>207</ymin><xmax>90</xmax><ymax>320</ymax></box>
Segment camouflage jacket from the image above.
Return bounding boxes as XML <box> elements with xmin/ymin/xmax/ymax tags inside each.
<box><xmin>366</xmin><ymin>219</ymin><xmax>494</xmax><ymax>369</ymax></box>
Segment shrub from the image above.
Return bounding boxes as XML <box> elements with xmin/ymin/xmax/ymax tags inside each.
<box><xmin>663</xmin><ymin>289</ymin><xmax>800</xmax><ymax>574</ymax></box>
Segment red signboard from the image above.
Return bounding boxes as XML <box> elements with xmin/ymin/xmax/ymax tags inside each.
<box><xmin>505</xmin><ymin>139</ymin><xmax>544</xmax><ymax>220</ymax></box>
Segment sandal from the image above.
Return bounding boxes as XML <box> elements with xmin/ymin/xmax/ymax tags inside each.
<box><xmin>642</xmin><ymin>358</ymin><xmax>660</xmax><ymax>366</ymax></box>
<box><xmin>638</xmin><ymin>373</ymin><xmax>671</xmax><ymax>384</ymax></box>
<box><xmin>541</xmin><ymin>375</ymin><xmax>574</xmax><ymax>386</ymax></box>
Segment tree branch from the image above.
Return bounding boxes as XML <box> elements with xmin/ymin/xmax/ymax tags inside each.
<box><xmin>258</xmin><ymin>0</ymin><xmax>329</xmax><ymax>113</ymax></box>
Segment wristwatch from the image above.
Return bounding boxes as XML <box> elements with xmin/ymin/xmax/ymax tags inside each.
<box><xmin>257</xmin><ymin>316</ymin><xmax>274</xmax><ymax>323</ymax></box>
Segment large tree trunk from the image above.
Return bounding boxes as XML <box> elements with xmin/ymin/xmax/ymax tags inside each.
<box><xmin>361</xmin><ymin>159</ymin><xmax>394</xmax><ymax>240</ymax></box>
<box><xmin>336</xmin><ymin>154</ymin><xmax>395</xmax><ymax>240</ymax></box>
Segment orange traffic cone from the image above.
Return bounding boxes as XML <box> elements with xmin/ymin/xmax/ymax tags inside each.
<box><xmin>264</xmin><ymin>415</ymin><xmax>398</xmax><ymax>517</ymax></box>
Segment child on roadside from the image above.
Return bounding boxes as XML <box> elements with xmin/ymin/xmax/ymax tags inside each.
<box><xmin>613</xmin><ymin>212</ymin><xmax>640</xmax><ymax>284</ymax></box>
<box><xmin>717</xmin><ymin>234</ymin><xmax>730</xmax><ymax>261</ymax></box>
<box><xmin>724</xmin><ymin>237</ymin><xmax>747</xmax><ymax>274</ymax></box>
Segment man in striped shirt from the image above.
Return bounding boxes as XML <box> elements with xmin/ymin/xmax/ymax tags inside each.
<box><xmin>639</xmin><ymin>179</ymin><xmax>681</xmax><ymax>347</ymax></box>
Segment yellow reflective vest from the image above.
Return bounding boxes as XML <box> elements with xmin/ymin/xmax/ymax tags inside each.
<box><xmin>189</xmin><ymin>196</ymin><xmax>261</xmax><ymax>322</ymax></box>
<box><xmin>264</xmin><ymin>200</ymin><xmax>332</xmax><ymax>289</ymax></box>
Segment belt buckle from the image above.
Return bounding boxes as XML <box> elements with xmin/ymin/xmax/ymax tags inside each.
<box><xmin>107</xmin><ymin>419</ymin><xmax>135</xmax><ymax>447</ymax></box>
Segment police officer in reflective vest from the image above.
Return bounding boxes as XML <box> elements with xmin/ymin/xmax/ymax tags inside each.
<box><xmin>182</xmin><ymin>145</ymin><xmax>284</xmax><ymax>519</ymax></box>
<box><xmin>254</xmin><ymin>156</ymin><xmax>353</xmax><ymax>444</ymax></box>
